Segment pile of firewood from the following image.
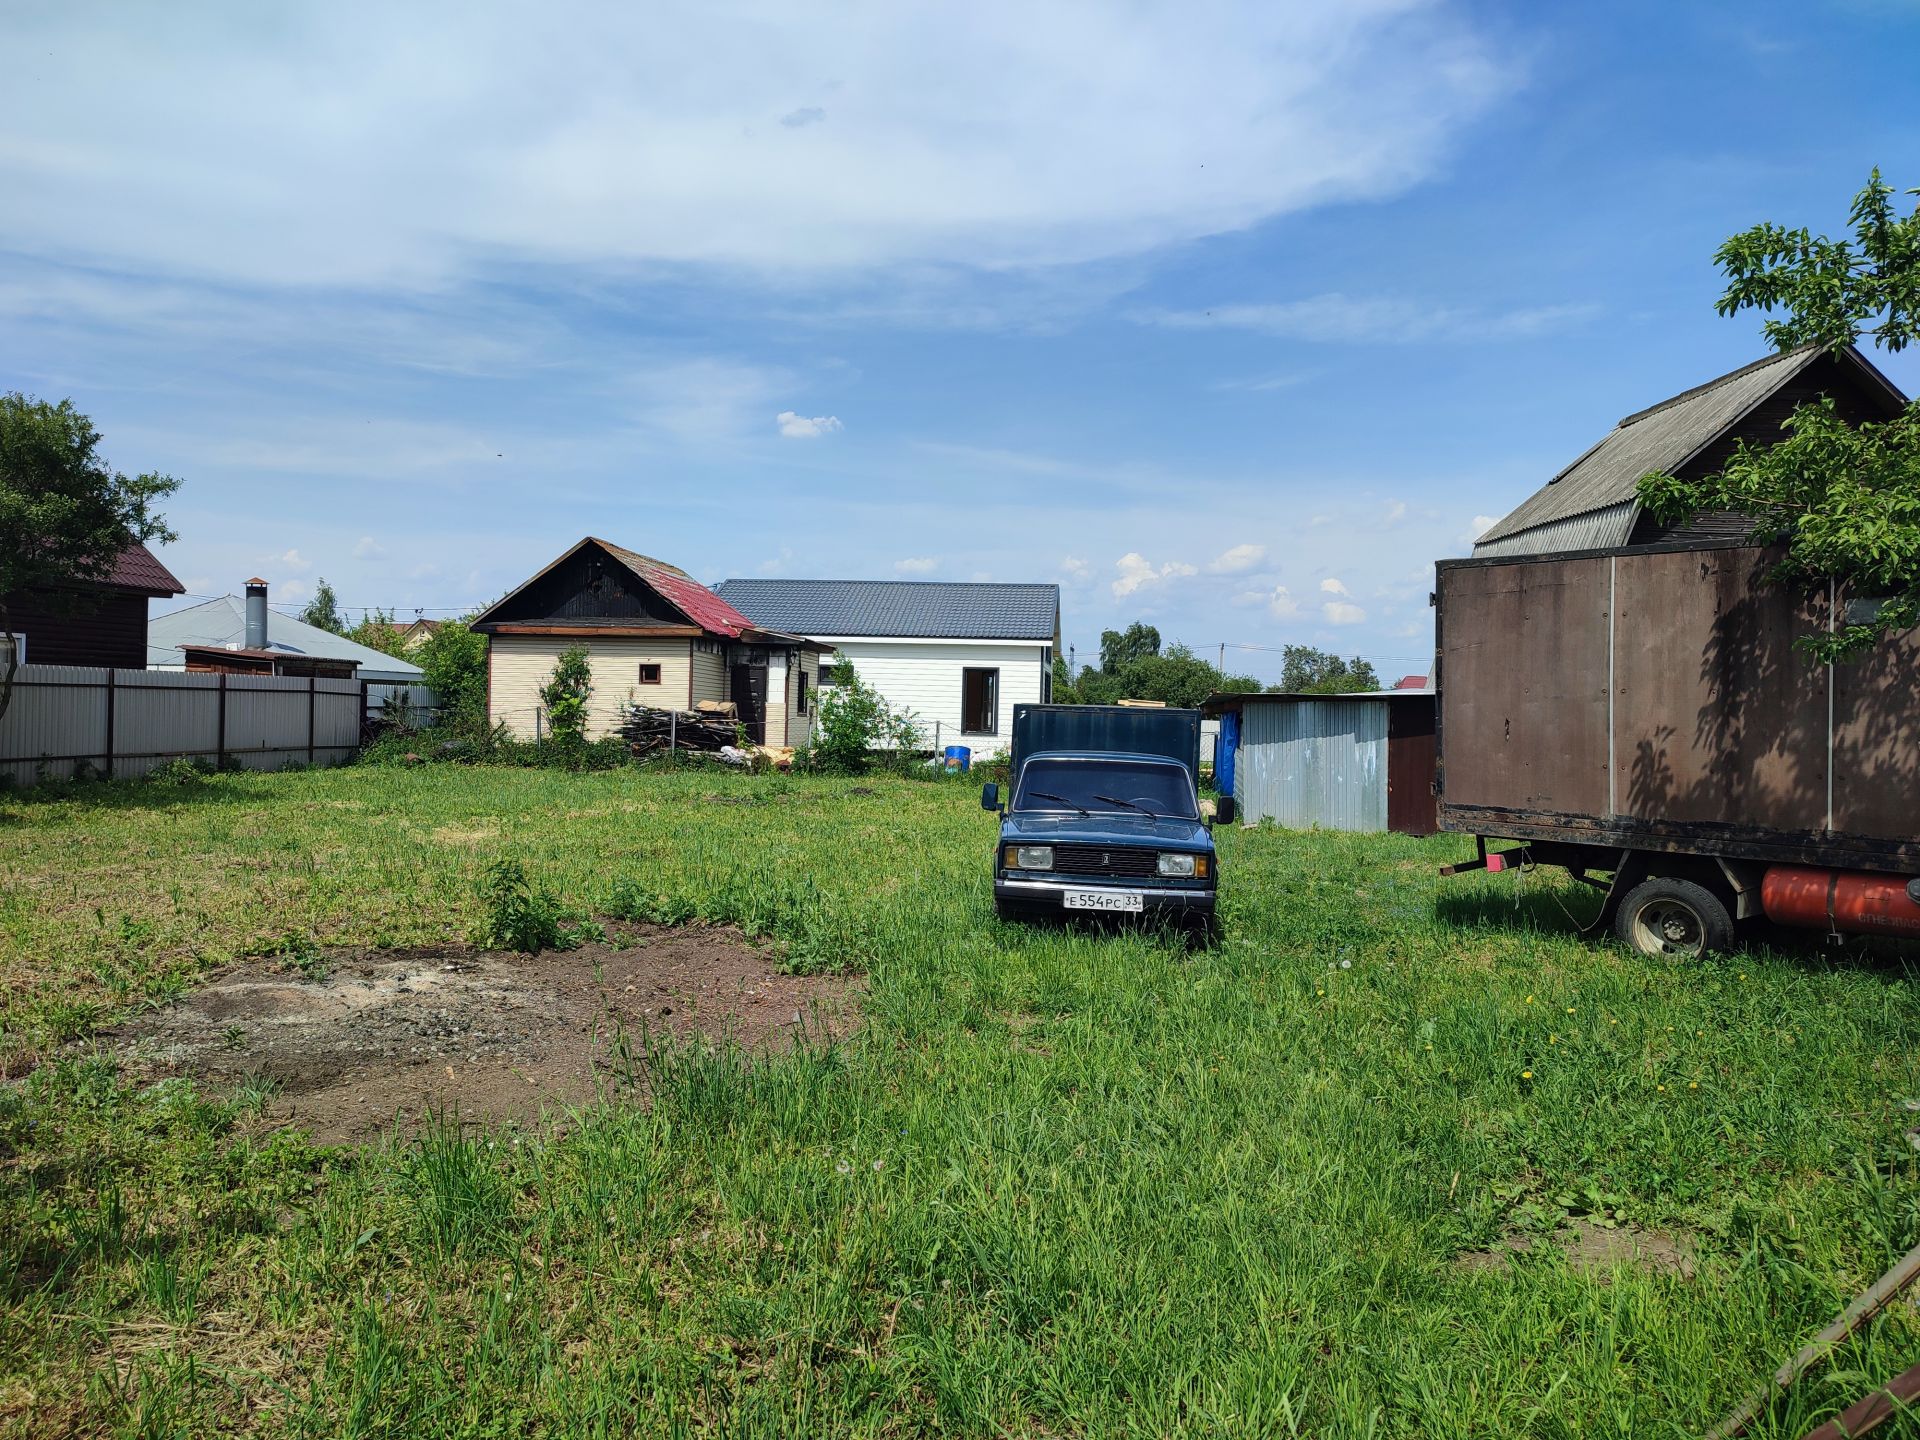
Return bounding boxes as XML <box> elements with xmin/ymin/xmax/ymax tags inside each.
<box><xmin>619</xmin><ymin>704</ymin><xmax>742</xmax><ymax>755</ymax></box>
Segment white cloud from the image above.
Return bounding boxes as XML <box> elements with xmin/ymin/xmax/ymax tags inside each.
<box><xmin>777</xmin><ymin>410</ymin><xmax>843</xmax><ymax>439</ymax></box>
<box><xmin>1323</xmin><ymin>600</ymin><xmax>1366</xmax><ymax>625</ymax></box>
<box><xmin>1207</xmin><ymin>543</ymin><xmax>1267</xmax><ymax>575</ymax></box>
<box><xmin>1319</xmin><ymin>577</ymin><xmax>1350</xmax><ymax>596</ymax></box>
<box><xmin>1112</xmin><ymin>552</ymin><xmax>1196</xmax><ymax>599</ymax></box>
<box><xmin>277</xmin><ymin>580</ymin><xmax>311</xmax><ymax>605</ymax></box>
<box><xmin>1139</xmin><ymin>294</ymin><xmax>1599</xmax><ymax>344</ymax></box>
<box><xmin>1060</xmin><ymin>555</ymin><xmax>1092</xmax><ymax>581</ymax></box>
<box><xmin>1383</xmin><ymin>500</ymin><xmax>1407</xmax><ymax>523</ymax></box>
<box><xmin>0</xmin><ymin>6</ymin><xmax>1513</xmax><ymax>287</ymax></box>
<box><xmin>353</xmin><ymin>536</ymin><xmax>384</xmax><ymax>559</ymax></box>
<box><xmin>1465</xmin><ymin>514</ymin><xmax>1500</xmax><ymax>542</ymax></box>
<box><xmin>893</xmin><ymin>556</ymin><xmax>937</xmax><ymax>574</ymax></box>
<box><xmin>275</xmin><ymin>548</ymin><xmax>312</xmax><ymax>572</ymax></box>
<box><xmin>1266</xmin><ymin>585</ymin><xmax>1302</xmax><ymax>620</ymax></box>
<box><xmin>1212</xmin><ymin>372</ymin><xmax>1312</xmax><ymax>393</ymax></box>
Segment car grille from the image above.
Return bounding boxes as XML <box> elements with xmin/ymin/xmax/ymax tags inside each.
<box><xmin>1051</xmin><ymin>844</ymin><xmax>1159</xmax><ymax>878</ymax></box>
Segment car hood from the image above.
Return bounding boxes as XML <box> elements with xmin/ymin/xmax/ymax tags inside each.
<box><xmin>1000</xmin><ymin>812</ymin><xmax>1212</xmax><ymax>850</ymax></box>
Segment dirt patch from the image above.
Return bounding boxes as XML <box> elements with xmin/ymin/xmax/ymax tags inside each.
<box><xmin>1455</xmin><ymin>1219</ymin><xmax>1695</xmax><ymax>1279</ymax></box>
<box><xmin>105</xmin><ymin>924</ymin><xmax>859</xmax><ymax>1145</ymax></box>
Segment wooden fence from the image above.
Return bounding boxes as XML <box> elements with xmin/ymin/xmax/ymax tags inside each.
<box><xmin>0</xmin><ymin>663</ymin><xmax>363</xmax><ymax>786</ymax></box>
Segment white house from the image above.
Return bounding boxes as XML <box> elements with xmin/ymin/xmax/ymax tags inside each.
<box><xmin>713</xmin><ymin>579</ymin><xmax>1061</xmax><ymax>756</ymax></box>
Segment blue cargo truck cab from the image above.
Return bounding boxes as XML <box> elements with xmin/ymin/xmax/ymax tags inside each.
<box><xmin>980</xmin><ymin>704</ymin><xmax>1233</xmax><ymax>935</ymax></box>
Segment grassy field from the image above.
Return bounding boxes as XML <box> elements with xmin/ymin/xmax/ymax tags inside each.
<box><xmin>3</xmin><ymin>763</ymin><xmax>1920</xmax><ymax>1438</ymax></box>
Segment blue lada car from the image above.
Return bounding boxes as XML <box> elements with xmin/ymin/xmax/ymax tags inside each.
<box><xmin>981</xmin><ymin>705</ymin><xmax>1233</xmax><ymax>936</ymax></box>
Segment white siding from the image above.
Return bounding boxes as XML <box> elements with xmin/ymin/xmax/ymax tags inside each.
<box><xmin>690</xmin><ymin>640</ymin><xmax>728</xmax><ymax>706</ymax></box>
<box><xmin>489</xmin><ymin>636</ymin><xmax>692</xmax><ymax>739</ymax></box>
<box><xmin>818</xmin><ymin>639</ymin><xmax>1047</xmax><ymax>755</ymax></box>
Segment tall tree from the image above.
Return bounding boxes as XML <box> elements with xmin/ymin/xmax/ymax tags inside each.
<box><xmin>1638</xmin><ymin>170</ymin><xmax>1920</xmax><ymax>661</ymax></box>
<box><xmin>1275</xmin><ymin>646</ymin><xmax>1379</xmax><ymax>695</ymax></box>
<box><xmin>1099</xmin><ymin>622</ymin><xmax>1161</xmax><ymax>673</ymax></box>
<box><xmin>299</xmin><ymin>578</ymin><xmax>347</xmax><ymax>636</ymax></box>
<box><xmin>0</xmin><ymin>394</ymin><xmax>179</xmax><ymax>719</ymax></box>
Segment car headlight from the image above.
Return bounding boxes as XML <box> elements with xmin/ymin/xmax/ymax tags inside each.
<box><xmin>1158</xmin><ymin>852</ymin><xmax>1198</xmax><ymax>877</ymax></box>
<box><xmin>1008</xmin><ymin>845</ymin><xmax>1054</xmax><ymax>870</ymax></box>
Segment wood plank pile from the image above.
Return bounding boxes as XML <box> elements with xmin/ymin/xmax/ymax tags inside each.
<box><xmin>619</xmin><ymin>705</ymin><xmax>741</xmax><ymax>754</ymax></box>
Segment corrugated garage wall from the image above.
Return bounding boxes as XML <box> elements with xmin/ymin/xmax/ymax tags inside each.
<box><xmin>1238</xmin><ymin>699</ymin><xmax>1389</xmax><ymax>832</ymax></box>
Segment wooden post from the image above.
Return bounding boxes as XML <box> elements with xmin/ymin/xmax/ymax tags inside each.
<box><xmin>103</xmin><ymin>667</ymin><xmax>116</xmax><ymax>778</ymax></box>
<box><xmin>216</xmin><ymin>672</ymin><xmax>228</xmax><ymax>767</ymax></box>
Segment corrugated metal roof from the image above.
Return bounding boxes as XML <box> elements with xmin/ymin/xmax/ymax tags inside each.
<box><xmin>1471</xmin><ymin>501</ymin><xmax>1638</xmax><ymax>558</ymax></box>
<box><xmin>148</xmin><ymin>597</ymin><xmax>424</xmax><ymax>682</ymax></box>
<box><xmin>592</xmin><ymin>539</ymin><xmax>762</xmax><ymax>639</ymax></box>
<box><xmin>1475</xmin><ymin>348</ymin><xmax>1822</xmax><ymax>549</ymax></box>
<box><xmin>713</xmin><ymin>578</ymin><xmax>1060</xmax><ymax>641</ymax></box>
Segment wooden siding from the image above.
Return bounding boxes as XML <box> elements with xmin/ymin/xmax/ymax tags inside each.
<box><xmin>690</xmin><ymin>641</ymin><xmax>729</xmax><ymax>706</ymax></box>
<box><xmin>482</xmin><ymin>546</ymin><xmax>685</xmax><ymax>626</ymax></box>
<box><xmin>1</xmin><ymin>590</ymin><xmax>152</xmax><ymax>669</ymax></box>
<box><xmin>489</xmin><ymin>635</ymin><xmax>692</xmax><ymax>739</ymax></box>
<box><xmin>817</xmin><ymin>640</ymin><xmax>1047</xmax><ymax>754</ymax></box>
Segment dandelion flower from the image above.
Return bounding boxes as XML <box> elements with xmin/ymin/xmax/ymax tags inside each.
<box><xmin>1696</xmin><ymin>1029</ymin><xmax>1705</xmax><ymax>1037</ymax></box>
<box><xmin>1425</xmin><ymin>1043</ymin><xmax>1434</xmax><ymax>1051</ymax></box>
<box><xmin>1524</xmin><ymin>995</ymin><xmax>1534</xmax><ymax>1004</ymax></box>
<box><xmin>1688</xmin><ymin>1082</ymin><xmax>1698</xmax><ymax>1090</ymax></box>
<box><xmin>1549</xmin><ymin>1035</ymin><xmax>1558</xmax><ymax>1045</ymax></box>
<box><xmin>1656</xmin><ymin>1084</ymin><xmax>1666</xmax><ymax>1092</ymax></box>
<box><xmin>1316</xmin><ymin>989</ymin><xmax>1325</xmax><ymax>997</ymax></box>
<box><xmin>1566</xmin><ymin>1007</ymin><xmax>1575</xmax><ymax>1014</ymax></box>
<box><xmin>1738</xmin><ymin>972</ymin><xmax>1747</xmax><ymax>980</ymax></box>
<box><xmin>1521</xmin><ymin>1070</ymin><xmax>1533</xmax><ymax>1080</ymax></box>
<box><xmin>836</xmin><ymin>1160</ymin><xmax>851</xmax><ymax>1175</ymax></box>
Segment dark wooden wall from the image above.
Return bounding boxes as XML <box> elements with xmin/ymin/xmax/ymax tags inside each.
<box><xmin>1386</xmin><ymin>697</ymin><xmax>1438</xmax><ymax>836</ymax></box>
<box><xmin>1</xmin><ymin>589</ymin><xmax>152</xmax><ymax>668</ymax></box>
<box><xmin>489</xmin><ymin>549</ymin><xmax>681</xmax><ymax>625</ymax></box>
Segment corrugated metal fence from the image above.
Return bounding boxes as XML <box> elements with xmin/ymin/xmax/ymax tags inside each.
<box><xmin>1239</xmin><ymin>698</ymin><xmax>1388</xmax><ymax>832</ymax></box>
<box><xmin>0</xmin><ymin>664</ymin><xmax>361</xmax><ymax>785</ymax></box>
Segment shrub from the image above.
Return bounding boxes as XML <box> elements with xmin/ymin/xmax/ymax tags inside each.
<box><xmin>810</xmin><ymin>661</ymin><xmax>920</xmax><ymax>774</ymax></box>
<box><xmin>147</xmin><ymin>756</ymin><xmax>213</xmax><ymax>786</ymax></box>
<box><xmin>540</xmin><ymin>646</ymin><xmax>594</xmax><ymax>748</ymax></box>
<box><xmin>476</xmin><ymin>860</ymin><xmax>597</xmax><ymax>954</ymax></box>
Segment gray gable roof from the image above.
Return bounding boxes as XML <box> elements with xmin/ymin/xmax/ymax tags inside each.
<box><xmin>1478</xmin><ymin>349</ymin><xmax>1816</xmax><ymax>548</ymax></box>
<box><xmin>1475</xmin><ymin>345</ymin><xmax>1908</xmax><ymax>555</ymax></box>
<box><xmin>147</xmin><ymin>596</ymin><xmax>425</xmax><ymax>683</ymax></box>
<box><xmin>713</xmin><ymin>579</ymin><xmax>1060</xmax><ymax>641</ymax></box>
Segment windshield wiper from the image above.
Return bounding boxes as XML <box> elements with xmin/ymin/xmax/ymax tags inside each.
<box><xmin>1094</xmin><ymin>794</ymin><xmax>1158</xmax><ymax>818</ymax></box>
<box><xmin>1025</xmin><ymin>790</ymin><xmax>1090</xmax><ymax>816</ymax></box>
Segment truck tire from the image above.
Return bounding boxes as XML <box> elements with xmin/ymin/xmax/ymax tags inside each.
<box><xmin>1613</xmin><ymin>877</ymin><xmax>1734</xmax><ymax>959</ymax></box>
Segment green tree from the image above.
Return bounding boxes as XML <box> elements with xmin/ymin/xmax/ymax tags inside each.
<box><xmin>416</xmin><ymin>617</ymin><xmax>490</xmax><ymax>728</ymax></box>
<box><xmin>347</xmin><ymin>606</ymin><xmax>406</xmax><ymax>658</ymax></box>
<box><xmin>811</xmin><ymin>660</ymin><xmax>919</xmax><ymax>772</ymax></box>
<box><xmin>1116</xmin><ymin>644</ymin><xmax>1260</xmax><ymax>708</ymax></box>
<box><xmin>1275</xmin><ymin>646</ymin><xmax>1379</xmax><ymax>695</ymax></box>
<box><xmin>1638</xmin><ymin>170</ymin><xmax>1920</xmax><ymax>661</ymax></box>
<box><xmin>300</xmin><ymin>577</ymin><xmax>347</xmax><ymax>636</ymax></box>
<box><xmin>1099</xmin><ymin>622</ymin><xmax>1161</xmax><ymax>673</ymax></box>
<box><xmin>540</xmin><ymin>645</ymin><xmax>594</xmax><ymax>744</ymax></box>
<box><xmin>0</xmin><ymin>394</ymin><xmax>179</xmax><ymax>719</ymax></box>
<box><xmin>1049</xmin><ymin>654</ymin><xmax>1079</xmax><ymax>705</ymax></box>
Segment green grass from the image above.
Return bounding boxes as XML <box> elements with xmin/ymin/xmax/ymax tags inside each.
<box><xmin>3</xmin><ymin>764</ymin><xmax>1919</xmax><ymax>1437</ymax></box>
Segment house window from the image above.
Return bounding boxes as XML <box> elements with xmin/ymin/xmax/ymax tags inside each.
<box><xmin>961</xmin><ymin>667</ymin><xmax>999</xmax><ymax>735</ymax></box>
<box><xmin>638</xmin><ymin>663</ymin><xmax>663</xmax><ymax>685</ymax></box>
<box><xmin>0</xmin><ymin>632</ymin><xmax>23</xmax><ymax>667</ymax></box>
<box><xmin>796</xmin><ymin>669</ymin><xmax>811</xmax><ymax>715</ymax></box>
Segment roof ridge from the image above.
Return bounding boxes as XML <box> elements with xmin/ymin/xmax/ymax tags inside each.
<box><xmin>1614</xmin><ymin>345</ymin><xmax>1817</xmax><ymax>429</ymax></box>
<box><xmin>719</xmin><ymin>577</ymin><xmax>1057</xmax><ymax>589</ymax></box>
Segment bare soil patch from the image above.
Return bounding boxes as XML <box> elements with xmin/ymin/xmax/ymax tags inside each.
<box><xmin>105</xmin><ymin>924</ymin><xmax>859</xmax><ymax>1145</ymax></box>
<box><xmin>1455</xmin><ymin>1219</ymin><xmax>1695</xmax><ymax>1279</ymax></box>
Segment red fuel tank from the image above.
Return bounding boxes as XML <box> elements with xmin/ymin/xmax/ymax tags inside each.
<box><xmin>1761</xmin><ymin>866</ymin><xmax>1920</xmax><ymax>938</ymax></box>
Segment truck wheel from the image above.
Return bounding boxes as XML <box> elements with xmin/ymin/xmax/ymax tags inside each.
<box><xmin>1613</xmin><ymin>877</ymin><xmax>1734</xmax><ymax>959</ymax></box>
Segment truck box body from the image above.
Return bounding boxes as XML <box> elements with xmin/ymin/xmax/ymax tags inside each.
<box><xmin>1436</xmin><ymin>541</ymin><xmax>1920</xmax><ymax>873</ymax></box>
<box><xmin>1009</xmin><ymin>704</ymin><xmax>1201</xmax><ymax>779</ymax></box>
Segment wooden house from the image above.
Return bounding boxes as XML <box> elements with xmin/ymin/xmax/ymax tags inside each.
<box><xmin>0</xmin><ymin>542</ymin><xmax>184</xmax><ymax>669</ymax></box>
<box><xmin>473</xmin><ymin>538</ymin><xmax>830</xmax><ymax>744</ymax></box>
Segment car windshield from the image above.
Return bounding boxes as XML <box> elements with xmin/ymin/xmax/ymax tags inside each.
<box><xmin>1013</xmin><ymin>758</ymin><xmax>1197</xmax><ymax>819</ymax></box>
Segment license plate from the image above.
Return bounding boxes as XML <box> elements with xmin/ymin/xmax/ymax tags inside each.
<box><xmin>1063</xmin><ymin>889</ymin><xmax>1144</xmax><ymax>913</ymax></box>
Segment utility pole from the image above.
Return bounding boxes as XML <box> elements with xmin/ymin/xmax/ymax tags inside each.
<box><xmin>1218</xmin><ymin>642</ymin><xmax>1226</xmax><ymax>671</ymax></box>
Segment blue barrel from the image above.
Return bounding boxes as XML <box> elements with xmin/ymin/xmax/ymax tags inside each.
<box><xmin>944</xmin><ymin>745</ymin><xmax>971</xmax><ymax>772</ymax></box>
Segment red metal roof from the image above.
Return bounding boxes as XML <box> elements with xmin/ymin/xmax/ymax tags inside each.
<box><xmin>1392</xmin><ymin>674</ymin><xmax>1429</xmax><ymax>691</ymax></box>
<box><xmin>108</xmin><ymin>543</ymin><xmax>185</xmax><ymax>596</ymax></box>
<box><xmin>594</xmin><ymin>540</ymin><xmax>759</xmax><ymax>639</ymax></box>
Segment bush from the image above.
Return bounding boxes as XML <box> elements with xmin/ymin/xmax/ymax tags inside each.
<box><xmin>540</xmin><ymin>645</ymin><xmax>593</xmax><ymax>748</ymax></box>
<box><xmin>475</xmin><ymin>860</ymin><xmax>598</xmax><ymax>954</ymax></box>
<box><xmin>147</xmin><ymin>756</ymin><xmax>213</xmax><ymax>786</ymax></box>
<box><xmin>810</xmin><ymin>662</ymin><xmax>922</xmax><ymax>774</ymax></box>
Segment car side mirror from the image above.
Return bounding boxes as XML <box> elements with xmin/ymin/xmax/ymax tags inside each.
<box><xmin>1215</xmin><ymin>796</ymin><xmax>1236</xmax><ymax>826</ymax></box>
<box><xmin>980</xmin><ymin>781</ymin><xmax>1001</xmax><ymax>812</ymax></box>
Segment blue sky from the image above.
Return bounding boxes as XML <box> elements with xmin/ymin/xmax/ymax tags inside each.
<box><xmin>4</xmin><ymin>0</ymin><xmax>1917</xmax><ymax>684</ymax></box>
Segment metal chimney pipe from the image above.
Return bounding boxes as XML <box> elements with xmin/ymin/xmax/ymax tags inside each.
<box><xmin>244</xmin><ymin>578</ymin><xmax>269</xmax><ymax>650</ymax></box>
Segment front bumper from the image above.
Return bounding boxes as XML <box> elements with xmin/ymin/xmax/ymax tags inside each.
<box><xmin>994</xmin><ymin>876</ymin><xmax>1217</xmax><ymax>920</ymax></box>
